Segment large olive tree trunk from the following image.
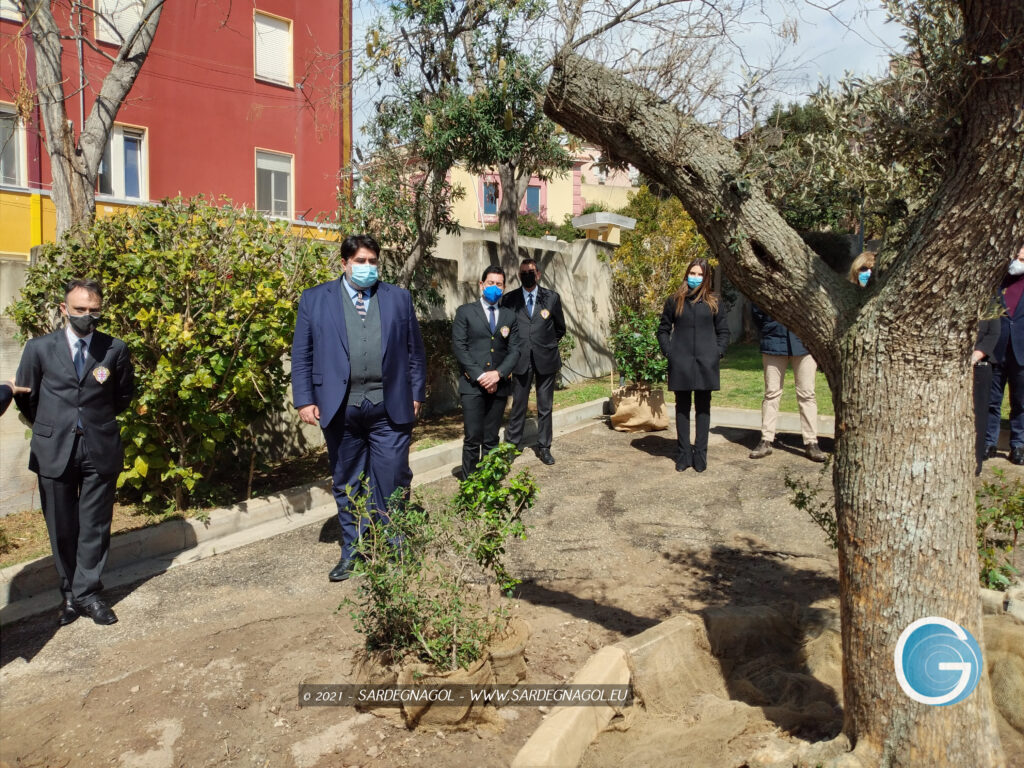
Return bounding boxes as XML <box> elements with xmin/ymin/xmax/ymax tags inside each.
<box><xmin>544</xmin><ymin>1</ymin><xmax>1023</xmax><ymax>765</ymax></box>
<box><xmin>23</xmin><ymin>0</ymin><xmax>164</xmax><ymax>237</ymax></box>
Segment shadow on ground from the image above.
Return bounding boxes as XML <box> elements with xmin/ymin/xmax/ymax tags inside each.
<box><xmin>514</xmin><ymin>579</ymin><xmax>660</xmax><ymax>637</ymax></box>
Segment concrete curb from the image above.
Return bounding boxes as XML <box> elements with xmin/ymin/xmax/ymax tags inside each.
<box><xmin>0</xmin><ymin>396</ymin><xmax>611</xmax><ymax>624</ymax></box>
<box><xmin>511</xmin><ymin>646</ymin><xmax>631</xmax><ymax>768</ymax></box>
<box><xmin>511</xmin><ymin>615</ymin><xmax>705</xmax><ymax>768</ymax></box>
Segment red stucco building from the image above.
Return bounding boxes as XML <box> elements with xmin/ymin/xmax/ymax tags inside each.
<box><xmin>0</xmin><ymin>0</ymin><xmax>351</xmax><ymax>256</ymax></box>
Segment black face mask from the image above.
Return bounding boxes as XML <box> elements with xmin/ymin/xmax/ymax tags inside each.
<box><xmin>67</xmin><ymin>312</ymin><xmax>100</xmax><ymax>335</ymax></box>
<box><xmin>520</xmin><ymin>271</ymin><xmax>538</xmax><ymax>289</ymax></box>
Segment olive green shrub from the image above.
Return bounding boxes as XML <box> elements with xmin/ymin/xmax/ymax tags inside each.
<box><xmin>8</xmin><ymin>197</ymin><xmax>339</xmax><ymax>511</ymax></box>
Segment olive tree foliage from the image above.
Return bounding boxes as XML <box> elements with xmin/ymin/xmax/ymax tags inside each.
<box><xmin>15</xmin><ymin>0</ymin><xmax>165</xmax><ymax>236</ymax></box>
<box><xmin>742</xmin><ymin>2</ymin><xmax>969</xmax><ymax>242</ymax></box>
<box><xmin>544</xmin><ymin>1</ymin><xmax>1023</xmax><ymax>765</ymax></box>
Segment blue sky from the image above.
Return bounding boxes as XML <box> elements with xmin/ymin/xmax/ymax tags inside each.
<box><xmin>350</xmin><ymin>0</ymin><xmax>908</xmax><ymax>136</ymax></box>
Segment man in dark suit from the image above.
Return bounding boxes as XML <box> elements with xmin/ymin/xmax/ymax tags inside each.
<box><xmin>986</xmin><ymin>245</ymin><xmax>1024</xmax><ymax>465</ymax></box>
<box><xmin>291</xmin><ymin>234</ymin><xmax>426</xmax><ymax>581</ymax></box>
<box><xmin>452</xmin><ymin>266</ymin><xmax>520</xmax><ymax>479</ymax></box>
<box><xmin>15</xmin><ymin>279</ymin><xmax>135</xmax><ymax>626</ymax></box>
<box><xmin>500</xmin><ymin>258</ymin><xmax>566</xmax><ymax>465</ymax></box>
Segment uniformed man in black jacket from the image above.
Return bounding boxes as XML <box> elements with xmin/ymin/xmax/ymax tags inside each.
<box><xmin>15</xmin><ymin>278</ymin><xmax>135</xmax><ymax>627</ymax></box>
<box><xmin>501</xmin><ymin>258</ymin><xmax>566</xmax><ymax>464</ymax></box>
<box><xmin>452</xmin><ymin>266</ymin><xmax>520</xmax><ymax>479</ymax></box>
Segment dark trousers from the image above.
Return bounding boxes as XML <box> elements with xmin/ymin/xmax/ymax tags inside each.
<box><xmin>974</xmin><ymin>362</ymin><xmax>993</xmax><ymax>473</ymax></box>
<box><xmin>37</xmin><ymin>434</ymin><xmax>116</xmax><ymax>604</ymax></box>
<box><xmin>675</xmin><ymin>390</ymin><xmax>712</xmax><ymax>462</ymax></box>
<box><xmin>461</xmin><ymin>391</ymin><xmax>508</xmax><ymax>478</ymax></box>
<box><xmin>986</xmin><ymin>347</ymin><xmax>1024</xmax><ymax>449</ymax></box>
<box><xmin>505</xmin><ymin>364</ymin><xmax>556</xmax><ymax>449</ymax></box>
<box><xmin>322</xmin><ymin>399</ymin><xmax>413</xmax><ymax>560</ymax></box>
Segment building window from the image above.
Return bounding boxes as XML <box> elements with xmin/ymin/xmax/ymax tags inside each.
<box><xmin>98</xmin><ymin>125</ymin><xmax>147</xmax><ymax>200</ymax></box>
<box><xmin>1</xmin><ymin>0</ymin><xmax>22</xmax><ymax>22</ymax></box>
<box><xmin>525</xmin><ymin>186</ymin><xmax>540</xmax><ymax>215</ymax></box>
<box><xmin>483</xmin><ymin>181</ymin><xmax>498</xmax><ymax>215</ymax></box>
<box><xmin>254</xmin><ymin>12</ymin><xmax>292</xmax><ymax>86</ymax></box>
<box><xmin>256</xmin><ymin>150</ymin><xmax>292</xmax><ymax>218</ymax></box>
<box><xmin>95</xmin><ymin>0</ymin><xmax>144</xmax><ymax>46</ymax></box>
<box><xmin>1</xmin><ymin>107</ymin><xmax>25</xmax><ymax>187</ymax></box>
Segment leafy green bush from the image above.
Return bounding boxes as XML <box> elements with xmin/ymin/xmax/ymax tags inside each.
<box><xmin>7</xmin><ymin>197</ymin><xmax>339</xmax><ymax>511</ymax></box>
<box><xmin>976</xmin><ymin>470</ymin><xmax>1024</xmax><ymax>590</ymax></box>
<box><xmin>610</xmin><ymin>308</ymin><xmax>667</xmax><ymax>385</ymax></box>
<box><xmin>346</xmin><ymin>443</ymin><xmax>536</xmax><ymax>670</ymax></box>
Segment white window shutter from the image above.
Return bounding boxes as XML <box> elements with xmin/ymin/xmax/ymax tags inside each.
<box><xmin>96</xmin><ymin>0</ymin><xmax>144</xmax><ymax>46</ymax></box>
<box><xmin>0</xmin><ymin>0</ymin><xmax>22</xmax><ymax>22</ymax></box>
<box><xmin>254</xmin><ymin>13</ymin><xmax>292</xmax><ymax>85</ymax></box>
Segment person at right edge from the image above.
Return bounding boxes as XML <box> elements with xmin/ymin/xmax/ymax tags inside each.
<box><xmin>973</xmin><ymin>304</ymin><xmax>1001</xmax><ymax>475</ymax></box>
<box><xmin>501</xmin><ymin>258</ymin><xmax>566</xmax><ymax>465</ymax></box>
<box><xmin>984</xmin><ymin>244</ymin><xmax>1024</xmax><ymax>465</ymax></box>
<box><xmin>748</xmin><ymin>304</ymin><xmax>827</xmax><ymax>462</ymax></box>
<box><xmin>657</xmin><ymin>258</ymin><xmax>730</xmax><ymax>473</ymax></box>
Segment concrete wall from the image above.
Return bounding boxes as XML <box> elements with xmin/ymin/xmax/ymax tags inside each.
<box><xmin>1</xmin><ymin>257</ymin><xmax>35</xmax><ymax>515</ymax></box>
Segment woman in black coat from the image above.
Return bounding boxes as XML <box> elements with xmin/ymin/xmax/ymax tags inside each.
<box><xmin>657</xmin><ymin>258</ymin><xmax>731</xmax><ymax>472</ymax></box>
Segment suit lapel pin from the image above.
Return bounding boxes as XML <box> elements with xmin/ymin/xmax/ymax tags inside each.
<box><xmin>500</xmin><ymin>325</ymin><xmax>510</xmax><ymax>338</ymax></box>
<box><xmin>540</xmin><ymin>308</ymin><xmax>550</xmax><ymax>319</ymax></box>
<box><xmin>93</xmin><ymin>366</ymin><xmax>110</xmax><ymax>383</ymax></box>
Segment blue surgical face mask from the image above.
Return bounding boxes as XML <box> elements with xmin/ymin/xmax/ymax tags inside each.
<box><xmin>686</xmin><ymin>276</ymin><xmax>703</xmax><ymax>290</ymax></box>
<box><xmin>482</xmin><ymin>285</ymin><xmax>503</xmax><ymax>304</ymax></box>
<box><xmin>858</xmin><ymin>269</ymin><xmax>872</xmax><ymax>287</ymax></box>
<box><xmin>350</xmin><ymin>263</ymin><xmax>379</xmax><ymax>288</ymax></box>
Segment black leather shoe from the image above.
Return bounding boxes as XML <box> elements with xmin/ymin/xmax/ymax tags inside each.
<box><xmin>985</xmin><ymin>445</ymin><xmax>998</xmax><ymax>460</ymax></box>
<box><xmin>329</xmin><ymin>557</ymin><xmax>357</xmax><ymax>582</ymax></box>
<box><xmin>692</xmin><ymin>451</ymin><xmax>707</xmax><ymax>473</ymax></box>
<box><xmin>535</xmin><ymin>446</ymin><xmax>555</xmax><ymax>465</ymax></box>
<box><xmin>75</xmin><ymin>599</ymin><xmax>118</xmax><ymax>625</ymax></box>
<box><xmin>675</xmin><ymin>452</ymin><xmax>691</xmax><ymax>472</ymax></box>
<box><xmin>1011</xmin><ymin>446</ymin><xmax>1024</xmax><ymax>466</ymax></box>
<box><xmin>58</xmin><ymin>599</ymin><xmax>78</xmax><ymax>627</ymax></box>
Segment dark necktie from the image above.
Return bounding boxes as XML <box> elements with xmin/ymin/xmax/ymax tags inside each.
<box><xmin>527</xmin><ymin>293</ymin><xmax>534</xmax><ymax>318</ymax></box>
<box><xmin>488</xmin><ymin>305</ymin><xmax>496</xmax><ymax>333</ymax></box>
<box><xmin>74</xmin><ymin>339</ymin><xmax>86</xmax><ymax>379</ymax></box>
<box><xmin>355</xmin><ymin>289</ymin><xmax>366</xmax><ymax>318</ymax></box>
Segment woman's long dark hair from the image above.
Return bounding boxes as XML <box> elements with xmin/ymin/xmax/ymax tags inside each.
<box><xmin>673</xmin><ymin>257</ymin><xmax>719</xmax><ymax>316</ymax></box>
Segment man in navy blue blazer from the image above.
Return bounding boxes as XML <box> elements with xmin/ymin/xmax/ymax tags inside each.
<box><xmin>291</xmin><ymin>234</ymin><xmax>426</xmax><ymax>581</ymax></box>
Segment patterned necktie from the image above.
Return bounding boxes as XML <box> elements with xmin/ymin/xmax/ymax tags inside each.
<box><xmin>355</xmin><ymin>289</ymin><xmax>366</xmax><ymax>318</ymax></box>
<box><xmin>74</xmin><ymin>339</ymin><xmax>86</xmax><ymax>379</ymax></box>
<box><xmin>488</xmin><ymin>305</ymin><xmax>496</xmax><ymax>333</ymax></box>
<box><xmin>527</xmin><ymin>293</ymin><xmax>534</xmax><ymax>318</ymax></box>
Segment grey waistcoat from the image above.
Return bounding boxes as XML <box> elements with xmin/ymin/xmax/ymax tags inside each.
<box><xmin>341</xmin><ymin>288</ymin><xmax>384</xmax><ymax>406</ymax></box>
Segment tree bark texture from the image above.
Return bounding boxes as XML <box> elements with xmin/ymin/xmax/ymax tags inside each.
<box><xmin>23</xmin><ymin>0</ymin><xmax>164</xmax><ymax>237</ymax></box>
<box><xmin>497</xmin><ymin>159</ymin><xmax>530</xmax><ymax>265</ymax></box>
<box><xmin>545</xmin><ymin>1</ymin><xmax>1023</xmax><ymax>765</ymax></box>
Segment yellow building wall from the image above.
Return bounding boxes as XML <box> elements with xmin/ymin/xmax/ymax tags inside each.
<box><xmin>449</xmin><ymin>165</ymin><xmax>578</xmax><ymax>229</ymax></box>
<box><xmin>0</xmin><ymin>190</ymin><xmax>336</xmax><ymax>259</ymax></box>
<box><xmin>580</xmin><ymin>182</ymin><xmax>634</xmax><ymax>214</ymax></box>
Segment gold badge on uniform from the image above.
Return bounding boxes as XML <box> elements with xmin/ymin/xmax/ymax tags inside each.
<box><xmin>540</xmin><ymin>308</ymin><xmax>550</xmax><ymax>319</ymax></box>
<box><xmin>500</xmin><ymin>325</ymin><xmax>510</xmax><ymax>338</ymax></box>
<box><xmin>93</xmin><ymin>366</ymin><xmax>111</xmax><ymax>384</ymax></box>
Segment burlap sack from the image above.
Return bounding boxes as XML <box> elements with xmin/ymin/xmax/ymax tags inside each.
<box><xmin>610</xmin><ymin>385</ymin><xmax>669</xmax><ymax>432</ymax></box>
<box><xmin>397</xmin><ymin>656</ymin><xmax>495</xmax><ymax>727</ymax></box>
<box><xmin>487</xmin><ymin>616</ymin><xmax>531</xmax><ymax>686</ymax></box>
